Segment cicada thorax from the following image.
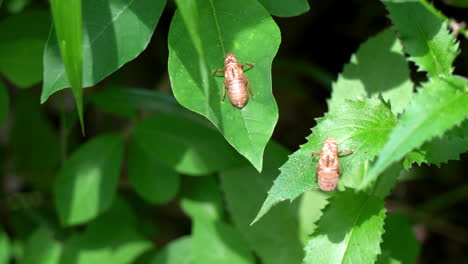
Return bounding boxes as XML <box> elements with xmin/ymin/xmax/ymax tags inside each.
<box><xmin>313</xmin><ymin>137</ymin><xmax>353</xmax><ymax>192</ymax></box>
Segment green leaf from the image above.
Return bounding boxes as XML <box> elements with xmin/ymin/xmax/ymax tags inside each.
<box><xmin>0</xmin><ymin>81</ymin><xmax>8</xmax><ymax>128</ymax></box>
<box><xmin>168</xmin><ymin>0</ymin><xmax>281</xmax><ymax>172</ymax></box>
<box><xmin>329</xmin><ymin>29</ymin><xmax>413</xmax><ymax>114</ymax></box>
<box><xmin>60</xmin><ymin>197</ymin><xmax>152</xmax><ymax>264</ymax></box>
<box><xmin>377</xmin><ymin>214</ymin><xmax>420</xmax><ymax>264</ymax></box>
<box><xmin>377</xmin><ymin>254</ymin><xmax>402</xmax><ymax>264</ymax></box>
<box><xmin>257</xmin><ymin>0</ymin><xmax>309</xmax><ymax>17</ymax></box>
<box><xmin>128</xmin><ymin>139</ymin><xmax>180</xmax><ymax>205</ymax></box>
<box><xmin>54</xmin><ymin>133</ymin><xmax>125</xmax><ymax>226</ymax></box>
<box><xmin>150</xmin><ymin>236</ymin><xmax>192</xmax><ymax>264</ymax></box>
<box><xmin>181</xmin><ymin>176</ymin><xmax>224</xmax><ymax>221</ymax></box>
<box><xmin>361</xmin><ymin>76</ymin><xmax>468</xmax><ymax>188</ymax></box>
<box><xmin>253</xmin><ymin>98</ymin><xmax>396</xmax><ymax>223</ymax></box>
<box><xmin>303</xmin><ymin>189</ymin><xmax>386</xmax><ymax>264</ymax></box>
<box><xmin>22</xmin><ymin>228</ymin><xmax>62</xmax><ymax>264</ymax></box>
<box><xmin>49</xmin><ymin>0</ymin><xmax>84</xmax><ymax>130</ymax></box>
<box><xmin>133</xmin><ymin>112</ymin><xmax>243</xmax><ymax>176</ymax></box>
<box><xmin>5</xmin><ymin>0</ymin><xmax>32</xmax><ymax>13</ymax></box>
<box><xmin>192</xmin><ymin>217</ymin><xmax>255</xmax><ymax>264</ymax></box>
<box><xmin>382</xmin><ymin>0</ymin><xmax>459</xmax><ymax>77</ymax></box>
<box><xmin>0</xmin><ymin>229</ymin><xmax>10</xmax><ymax>264</ymax></box>
<box><xmin>10</xmin><ymin>94</ymin><xmax>60</xmax><ymax>186</ymax></box>
<box><xmin>0</xmin><ymin>9</ymin><xmax>50</xmax><ymax>88</ymax></box>
<box><xmin>298</xmin><ymin>191</ymin><xmax>330</xmax><ymax>245</ymax></box>
<box><xmin>444</xmin><ymin>0</ymin><xmax>468</xmax><ymax>7</ymax></box>
<box><xmin>404</xmin><ymin>120</ymin><xmax>468</xmax><ymax>168</ymax></box>
<box><xmin>42</xmin><ymin>0</ymin><xmax>166</xmax><ymax>101</ymax></box>
<box><xmin>220</xmin><ymin>142</ymin><xmax>304</xmax><ymax>264</ymax></box>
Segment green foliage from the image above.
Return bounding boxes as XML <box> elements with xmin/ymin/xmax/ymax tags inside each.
<box><xmin>220</xmin><ymin>142</ymin><xmax>304</xmax><ymax>264</ymax></box>
<box><xmin>253</xmin><ymin>98</ymin><xmax>396</xmax><ymax>223</ymax></box>
<box><xmin>192</xmin><ymin>217</ymin><xmax>254</xmax><ymax>264</ymax></box>
<box><xmin>54</xmin><ymin>134</ymin><xmax>124</xmax><ymax>226</ymax></box>
<box><xmin>0</xmin><ymin>9</ymin><xmax>50</xmax><ymax>88</ymax></box>
<box><xmin>42</xmin><ymin>0</ymin><xmax>166</xmax><ymax>101</ymax></box>
<box><xmin>49</xmin><ymin>0</ymin><xmax>84</xmax><ymax>130</ymax></box>
<box><xmin>257</xmin><ymin>0</ymin><xmax>310</xmax><ymax>17</ymax></box>
<box><xmin>0</xmin><ymin>81</ymin><xmax>8</xmax><ymax>127</ymax></box>
<box><xmin>181</xmin><ymin>176</ymin><xmax>224</xmax><ymax>221</ymax></box>
<box><xmin>329</xmin><ymin>29</ymin><xmax>413</xmax><ymax>114</ymax></box>
<box><xmin>362</xmin><ymin>76</ymin><xmax>468</xmax><ymax>188</ymax></box>
<box><xmin>377</xmin><ymin>214</ymin><xmax>420</xmax><ymax>264</ymax></box>
<box><xmin>21</xmin><ymin>228</ymin><xmax>62</xmax><ymax>264</ymax></box>
<box><xmin>303</xmin><ymin>190</ymin><xmax>386</xmax><ymax>264</ymax></box>
<box><xmin>127</xmin><ymin>139</ymin><xmax>180</xmax><ymax>205</ymax></box>
<box><xmin>0</xmin><ymin>229</ymin><xmax>10</xmax><ymax>264</ymax></box>
<box><xmin>168</xmin><ymin>0</ymin><xmax>281</xmax><ymax>171</ymax></box>
<box><xmin>382</xmin><ymin>0</ymin><xmax>459</xmax><ymax>77</ymax></box>
<box><xmin>150</xmin><ymin>236</ymin><xmax>192</xmax><ymax>264</ymax></box>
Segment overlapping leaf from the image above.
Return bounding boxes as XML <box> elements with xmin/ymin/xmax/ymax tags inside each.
<box><xmin>43</xmin><ymin>0</ymin><xmax>166</xmax><ymax>101</ymax></box>
<box><xmin>168</xmin><ymin>0</ymin><xmax>281</xmax><ymax>171</ymax></box>
<box><xmin>0</xmin><ymin>9</ymin><xmax>50</xmax><ymax>88</ymax></box>
<box><xmin>253</xmin><ymin>98</ymin><xmax>396</xmax><ymax>223</ymax></box>
<box><xmin>150</xmin><ymin>236</ymin><xmax>192</xmax><ymax>264</ymax></box>
<box><xmin>54</xmin><ymin>133</ymin><xmax>124</xmax><ymax>226</ymax></box>
<box><xmin>132</xmin><ymin>112</ymin><xmax>244</xmax><ymax>176</ymax></box>
<box><xmin>181</xmin><ymin>176</ymin><xmax>224</xmax><ymax>221</ymax></box>
<box><xmin>329</xmin><ymin>29</ymin><xmax>413</xmax><ymax>114</ymax></box>
<box><xmin>382</xmin><ymin>0</ymin><xmax>459</xmax><ymax>77</ymax></box>
<box><xmin>257</xmin><ymin>0</ymin><xmax>309</xmax><ymax>17</ymax></box>
<box><xmin>220</xmin><ymin>142</ymin><xmax>304</xmax><ymax>264</ymax></box>
<box><xmin>22</xmin><ymin>228</ymin><xmax>62</xmax><ymax>264</ymax></box>
<box><xmin>362</xmin><ymin>76</ymin><xmax>468</xmax><ymax>188</ymax></box>
<box><xmin>303</xmin><ymin>189</ymin><xmax>386</xmax><ymax>264</ymax></box>
<box><xmin>0</xmin><ymin>229</ymin><xmax>10</xmax><ymax>264</ymax></box>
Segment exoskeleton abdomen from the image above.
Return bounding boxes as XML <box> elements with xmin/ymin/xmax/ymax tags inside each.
<box><xmin>227</xmin><ymin>79</ymin><xmax>249</xmax><ymax>109</ymax></box>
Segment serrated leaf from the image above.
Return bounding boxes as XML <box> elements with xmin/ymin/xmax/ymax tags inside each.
<box><xmin>60</xmin><ymin>197</ymin><xmax>152</xmax><ymax>264</ymax></box>
<box><xmin>22</xmin><ymin>228</ymin><xmax>62</xmax><ymax>264</ymax></box>
<box><xmin>42</xmin><ymin>0</ymin><xmax>166</xmax><ymax>102</ymax></box>
<box><xmin>49</xmin><ymin>0</ymin><xmax>84</xmax><ymax>130</ymax></box>
<box><xmin>220</xmin><ymin>142</ymin><xmax>304</xmax><ymax>264</ymax></box>
<box><xmin>128</xmin><ymin>139</ymin><xmax>180</xmax><ymax>205</ymax></box>
<box><xmin>0</xmin><ymin>81</ymin><xmax>8</xmax><ymax>128</ymax></box>
<box><xmin>0</xmin><ymin>229</ymin><xmax>10</xmax><ymax>264</ymax></box>
<box><xmin>253</xmin><ymin>98</ymin><xmax>396</xmax><ymax>223</ymax></box>
<box><xmin>168</xmin><ymin>0</ymin><xmax>281</xmax><ymax>172</ymax></box>
<box><xmin>10</xmin><ymin>94</ymin><xmax>60</xmax><ymax>187</ymax></box>
<box><xmin>382</xmin><ymin>0</ymin><xmax>459</xmax><ymax>77</ymax></box>
<box><xmin>329</xmin><ymin>29</ymin><xmax>413</xmax><ymax>114</ymax></box>
<box><xmin>404</xmin><ymin>120</ymin><xmax>468</xmax><ymax>168</ymax></box>
<box><xmin>133</xmin><ymin>112</ymin><xmax>244</xmax><ymax>176</ymax></box>
<box><xmin>361</xmin><ymin>76</ymin><xmax>468</xmax><ymax>188</ymax></box>
<box><xmin>303</xmin><ymin>189</ymin><xmax>386</xmax><ymax>264</ymax></box>
<box><xmin>0</xmin><ymin>9</ymin><xmax>50</xmax><ymax>88</ymax></box>
<box><xmin>298</xmin><ymin>191</ymin><xmax>330</xmax><ymax>245</ymax></box>
<box><xmin>181</xmin><ymin>176</ymin><xmax>224</xmax><ymax>221</ymax></box>
<box><xmin>54</xmin><ymin>133</ymin><xmax>124</xmax><ymax>226</ymax></box>
<box><xmin>150</xmin><ymin>236</ymin><xmax>192</xmax><ymax>264</ymax></box>
<box><xmin>192</xmin><ymin>217</ymin><xmax>254</xmax><ymax>264</ymax></box>
<box><xmin>257</xmin><ymin>0</ymin><xmax>309</xmax><ymax>17</ymax></box>
<box><xmin>377</xmin><ymin>214</ymin><xmax>420</xmax><ymax>264</ymax></box>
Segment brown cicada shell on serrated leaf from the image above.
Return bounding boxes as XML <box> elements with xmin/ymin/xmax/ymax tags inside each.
<box><xmin>311</xmin><ymin>137</ymin><xmax>354</xmax><ymax>192</ymax></box>
<box><xmin>213</xmin><ymin>53</ymin><xmax>254</xmax><ymax>109</ymax></box>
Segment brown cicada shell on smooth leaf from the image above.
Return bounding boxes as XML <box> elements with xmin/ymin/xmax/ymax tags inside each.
<box><xmin>311</xmin><ymin>137</ymin><xmax>354</xmax><ymax>192</ymax></box>
<box><xmin>213</xmin><ymin>53</ymin><xmax>254</xmax><ymax>109</ymax></box>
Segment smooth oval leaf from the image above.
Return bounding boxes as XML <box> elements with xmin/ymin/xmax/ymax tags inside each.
<box><xmin>180</xmin><ymin>176</ymin><xmax>224</xmax><ymax>221</ymax></box>
<box><xmin>22</xmin><ymin>228</ymin><xmax>62</xmax><ymax>264</ymax></box>
<box><xmin>0</xmin><ymin>229</ymin><xmax>10</xmax><ymax>264</ymax></box>
<box><xmin>0</xmin><ymin>9</ymin><xmax>50</xmax><ymax>88</ymax></box>
<box><xmin>128</xmin><ymin>139</ymin><xmax>180</xmax><ymax>204</ymax></box>
<box><xmin>150</xmin><ymin>236</ymin><xmax>192</xmax><ymax>264</ymax></box>
<box><xmin>54</xmin><ymin>133</ymin><xmax>125</xmax><ymax>226</ymax></box>
<box><xmin>133</xmin><ymin>112</ymin><xmax>244</xmax><ymax>176</ymax></box>
<box><xmin>382</xmin><ymin>0</ymin><xmax>459</xmax><ymax>77</ymax></box>
<box><xmin>168</xmin><ymin>0</ymin><xmax>281</xmax><ymax>171</ymax></box>
<box><xmin>192</xmin><ymin>217</ymin><xmax>255</xmax><ymax>264</ymax></box>
<box><xmin>303</xmin><ymin>189</ymin><xmax>386</xmax><ymax>264</ymax></box>
<box><xmin>329</xmin><ymin>29</ymin><xmax>413</xmax><ymax>114</ymax></box>
<box><xmin>220</xmin><ymin>142</ymin><xmax>304</xmax><ymax>264</ymax></box>
<box><xmin>50</xmin><ymin>0</ymin><xmax>84</xmax><ymax>130</ymax></box>
<box><xmin>253</xmin><ymin>98</ymin><xmax>396</xmax><ymax>223</ymax></box>
<box><xmin>0</xmin><ymin>81</ymin><xmax>8</xmax><ymax>128</ymax></box>
<box><xmin>257</xmin><ymin>0</ymin><xmax>309</xmax><ymax>17</ymax></box>
<box><xmin>361</xmin><ymin>76</ymin><xmax>468</xmax><ymax>188</ymax></box>
<box><xmin>42</xmin><ymin>0</ymin><xmax>166</xmax><ymax>102</ymax></box>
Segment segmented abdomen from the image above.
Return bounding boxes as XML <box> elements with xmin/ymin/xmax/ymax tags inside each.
<box><xmin>227</xmin><ymin>79</ymin><xmax>248</xmax><ymax>109</ymax></box>
<box><xmin>316</xmin><ymin>167</ymin><xmax>340</xmax><ymax>192</ymax></box>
